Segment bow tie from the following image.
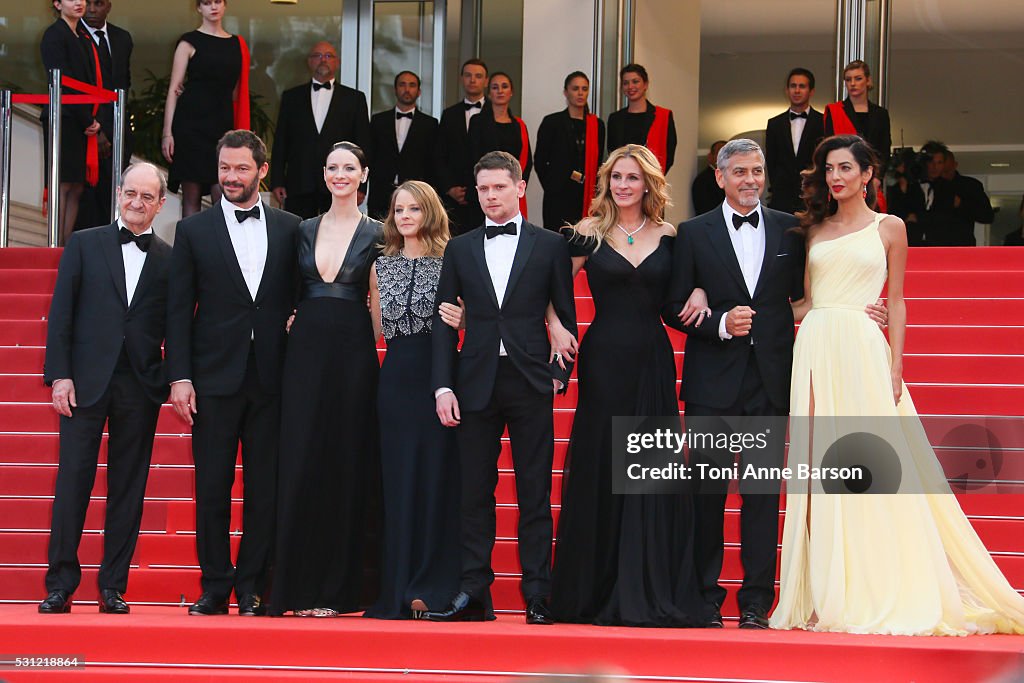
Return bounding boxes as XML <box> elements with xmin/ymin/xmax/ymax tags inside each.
<box><xmin>485</xmin><ymin>222</ymin><xmax>517</xmax><ymax>239</ymax></box>
<box><xmin>312</xmin><ymin>81</ymin><xmax>332</xmax><ymax>92</ymax></box>
<box><xmin>395</xmin><ymin>111</ymin><xmax>413</xmax><ymax>120</ymax></box>
<box><xmin>732</xmin><ymin>212</ymin><xmax>759</xmax><ymax>230</ymax></box>
<box><xmin>464</xmin><ymin>101</ymin><xmax>482</xmax><ymax>111</ymax></box>
<box><xmin>119</xmin><ymin>227</ymin><xmax>152</xmax><ymax>252</ymax></box>
<box><xmin>789</xmin><ymin>111</ymin><xmax>808</xmax><ymax>120</ymax></box>
<box><xmin>235</xmin><ymin>205</ymin><xmax>261</xmax><ymax>223</ymax></box>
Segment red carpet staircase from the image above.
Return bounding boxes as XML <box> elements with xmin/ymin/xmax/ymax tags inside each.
<box><xmin>0</xmin><ymin>246</ymin><xmax>1022</xmax><ymax>681</ymax></box>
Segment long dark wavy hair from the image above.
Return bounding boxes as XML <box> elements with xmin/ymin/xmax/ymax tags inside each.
<box><xmin>796</xmin><ymin>134</ymin><xmax>880</xmax><ymax>233</ymax></box>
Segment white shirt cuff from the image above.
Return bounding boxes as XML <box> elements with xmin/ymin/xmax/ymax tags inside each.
<box><xmin>718</xmin><ymin>313</ymin><xmax>732</xmax><ymax>340</ymax></box>
<box><xmin>434</xmin><ymin>387</ymin><xmax>453</xmax><ymax>399</ymax></box>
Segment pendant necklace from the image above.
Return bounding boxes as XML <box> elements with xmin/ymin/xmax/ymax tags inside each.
<box><xmin>616</xmin><ymin>216</ymin><xmax>647</xmax><ymax>245</ymax></box>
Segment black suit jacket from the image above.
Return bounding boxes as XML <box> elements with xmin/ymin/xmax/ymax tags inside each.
<box><xmin>40</xmin><ymin>19</ymin><xmax>96</xmax><ymax>133</ymax></box>
<box><xmin>44</xmin><ymin>223</ymin><xmax>172</xmax><ymax>407</ymax></box>
<box><xmin>166</xmin><ymin>203</ymin><xmax>300</xmax><ymax>396</ymax></box>
<box><xmin>431</xmin><ymin>221</ymin><xmax>577</xmax><ymax>411</ymax></box>
<box><xmin>765</xmin><ymin>107</ymin><xmax>824</xmax><ymax>213</ymax></box>
<box><xmin>92</xmin><ymin>23</ymin><xmax>132</xmax><ymax>145</ymax></box>
<box><xmin>534</xmin><ymin>109</ymin><xmax>606</xmax><ymax>227</ymax></box>
<box><xmin>270</xmin><ymin>82</ymin><xmax>371</xmax><ymax>197</ymax></box>
<box><xmin>367</xmin><ymin>108</ymin><xmax>439</xmax><ymax>219</ymax></box>
<box><xmin>665</xmin><ymin>205</ymin><xmax>805</xmax><ymax>412</ymax></box>
<box><xmin>825</xmin><ymin>99</ymin><xmax>891</xmax><ymax>164</ymax></box>
<box><xmin>606</xmin><ymin>101</ymin><xmax>677</xmax><ymax>172</ymax></box>
<box><xmin>436</xmin><ymin>101</ymin><xmax>478</xmax><ymax>195</ymax></box>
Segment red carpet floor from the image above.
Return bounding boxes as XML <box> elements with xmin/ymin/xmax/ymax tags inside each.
<box><xmin>1</xmin><ymin>246</ymin><xmax>1023</xmax><ymax>681</ymax></box>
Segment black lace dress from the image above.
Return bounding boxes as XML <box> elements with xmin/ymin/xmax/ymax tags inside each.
<box><xmin>363</xmin><ymin>253</ymin><xmax>460</xmax><ymax>619</ymax></box>
<box><xmin>270</xmin><ymin>215</ymin><xmax>384</xmax><ymax>615</ymax></box>
<box><xmin>550</xmin><ymin>232</ymin><xmax>709</xmax><ymax>626</ymax></box>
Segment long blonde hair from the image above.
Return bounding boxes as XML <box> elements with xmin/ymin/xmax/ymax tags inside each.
<box><xmin>381</xmin><ymin>180</ymin><xmax>450</xmax><ymax>257</ymax></box>
<box><xmin>580</xmin><ymin>144</ymin><xmax>671</xmax><ymax>248</ymax></box>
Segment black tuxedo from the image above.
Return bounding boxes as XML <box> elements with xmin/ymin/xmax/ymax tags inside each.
<box><xmin>534</xmin><ymin>109</ymin><xmax>606</xmax><ymax>229</ymax></box>
<box><xmin>42</xmin><ymin>222</ymin><xmax>171</xmax><ymax>595</ymax></box>
<box><xmin>765</xmin><ymin>107</ymin><xmax>824</xmax><ymax>213</ymax></box>
<box><xmin>367</xmin><ymin>108</ymin><xmax>439</xmax><ymax>219</ymax></box>
<box><xmin>436</xmin><ymin>101</ymin><xmax>485</xmax><ymax>234</ymax></box>
<box><xmin>665</xmin><ymin>204</ymin><xmax>805</xmax><ymax>614</ymax></box>
<box><xmin>431</xmin><ymin>220</ymin><xmax>576</xmax><ymax>607</ymax></box>
<box><xmin>166</xmin><ymin>202</ymin><xmax>300</xmax><ymax>599</ymax></box>
<box><xmin>825</xmin><ymin>99</ymin><xmax>891</xmax><ymax>164</ymax></box>
<box><xmin>270</xmin><ymin>81</ymin><xmax>371</xmax><ymax>218</ymax></box>
<box><xmin>76</xmin><ymin>23</ymin><xmax>134</xmax><ymax>230</ymax></box>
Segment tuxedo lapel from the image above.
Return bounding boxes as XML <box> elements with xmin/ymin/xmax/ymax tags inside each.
<box><xmin>752</xmin><ymin>211</ymin><xmax>784</xmax><ymax>299</ymax></box>
<box><xmin>100</xmin><ymin>223</ymin><xmax>128</xmax><ymax>308</ymax></box>
<box><xmin>503</xmin><ymin>222</ymin><xmax>538</xmax><ymax>307</ymax></box>
<box><xmin>128</xmin><ymin>242</ymin><xmax>159</xmax><ymax>311</ymax></box>
<box><xmin>706</xmin><ymin>211</ymin><xmax>748</xmax><ymax>295</ymax></box>
<box><xmin>211</xmin><ymin>208</ymin><xmax>252</xmax><ymax>301</ymax></box>
<box><xmin>300</xmin><ymin>83</ymin><xmax>318</xmax><ymax>133</ymax></box>
<box><xmin>321</xmin><ymin>86</ymin><xmax>345</xmax><ymax>135</ymax></box>
<box><xmin>469</xmin><ymin>231</ymin><xmax>500</xmax><ymax>310</ymax></box>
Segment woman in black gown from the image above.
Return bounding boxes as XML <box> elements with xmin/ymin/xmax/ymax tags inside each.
<box><xmin>270</xmin><ymin>142</ymin><xmax>384</xmax><ymax>617</ymax></box>
<box><xmin>548</xmin><ymin>144</ymin><xmax>709</xmax><ymax>627</ymax></box>
<box><xmin>363</xmin><ymin>181</ymin><xmax>461</xmax><ymax>620</ymax></box>
<box><xmin>41</xmin><ymin>0</ymin><xmax>101</xmax><ymax>245</ymax></box>
<box><xmin>535</xmin><ymin>71</ymin><xmax>606</xmax><ymax>230</ymax></box>
<box><xmin>162</xmin><ymin>0</ymin><xmax>243</xmax><ymax>217</ymax></box>
<box><xmin>606</xmin><ymin>64</ymin><xmax>677</xmax><ymax>174</ymax></box>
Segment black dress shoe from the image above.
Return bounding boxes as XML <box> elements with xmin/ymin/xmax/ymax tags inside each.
<box><xmin>38</xmin><ymin>590</ymin><xmax>71</xmax><ymax>614</ymax></box>
<box><xmin>188</xmin><ymin>592</ymin><xmax>229</xmax><ymax>616</ymax></box>
<box><xmin>423</xmin><ymin>592</ymin><xmax>485</xmax><ymax>622</ymax></box>
<box><xmin>704</xmin><ymin>607</ymin><xmax>724</xmax><ymax>628</ymax></box>
<box><xmin>738</xmin><ymin>604</ymin><xmax>770</xmax><ymax>629</ymax></box>
<box><xmin>525</xmin><ymin>598</ymin><xmax>554</xmax><ymax>625</ymax></box>
<box><xmin>98</xmin><ymin>589</ymin><xmax>129</xmax><ymax>614</ymax></box>
<box><xmin>237</xmin><ymin>593</ymin><xmax>266</xmax><ymax>616</ymax></box>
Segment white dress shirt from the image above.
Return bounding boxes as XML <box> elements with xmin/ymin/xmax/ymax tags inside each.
<box><xmin>484</xmin><ymin>214</ymin><xmax>522</xmax><ymax>356</ymax></box>
<box><xmin>464</xmin><ymin>98</ymin><xmax>484</xmax><ymax>131</ymax></box>
<box><xmin>789</xmin><ymin>110</ymin><xmax>808</xmax><ymax>155</ymax></box>
<box><xmin>220</xmin><ymin>197</ymin><xmax>268</xmax><ymax>302</ymax></box>
<box><xmin>311</xmin><ymin>79</ymin><xmax>335</xmax><ymax>133</ymax></box>
<box><xmin>119</xmin><ymin>222</ymin><xmax>151</xmax><ymax>306</ymax></box>
<box><xmin>719</xmin><ymin>202</ymin><xmax>766</xmax><ymax>340</ymax></box>
<box><xmin>83</xmin><ymin>22</ymin><xmax>112</xmax><ymax>56</ymax></box>
<box><xmin>395</xmin><ymin>106</ymin><xmax>415</xmax><ymax>152</ymax></box>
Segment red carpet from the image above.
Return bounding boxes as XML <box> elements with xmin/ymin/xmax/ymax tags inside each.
<box><xmin>1</xmin><ymin>245</ymin><xmax>1023</xmax><ymax>681</ymax></box>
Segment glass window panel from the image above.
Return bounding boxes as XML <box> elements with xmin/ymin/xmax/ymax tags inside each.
<box><xmin>371</xmin><ymin>1</ymin><xmax>434</xmax><ymax>116</ymax></box>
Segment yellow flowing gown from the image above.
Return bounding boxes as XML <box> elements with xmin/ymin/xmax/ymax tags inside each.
<box><xmin>770</xmin><ymin>213</ymin><xmax>1024</xmax><ymax>635</ymax></box>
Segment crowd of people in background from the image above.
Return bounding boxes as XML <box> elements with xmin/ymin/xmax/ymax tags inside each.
<box><xmin>35</xmin><ymin>0</ymin><xmax>1024</xmax><ymax>638</ymax></box>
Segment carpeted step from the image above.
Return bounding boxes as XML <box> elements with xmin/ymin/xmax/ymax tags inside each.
<box><xmin>0</xmin><ymin>293</ymin><xmax>53</xmax><ymax>319</ymax></box>
<box><xmin>0</xmin><ymin>247</ymin><xmax>63</xmax><ymax>269</ymax></box>
<box><xmin>0</xmin><ymin>268</ymin><xmax>58</xmax><ymax>294</ymax></box>
<box><xmin>0</xmin><ymin>320</ymin><xmax>48</xmax><ymax>345</ymax></box>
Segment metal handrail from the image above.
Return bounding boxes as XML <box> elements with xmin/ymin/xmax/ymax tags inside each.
<box><xmin>47</xmin><ymin>69</ymin><xmax>62</xmax><ymax>248</ymax></box>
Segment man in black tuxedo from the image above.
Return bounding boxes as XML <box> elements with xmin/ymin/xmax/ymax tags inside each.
<box><xmin>167</xmin><ymin>131</ymin><xmax>300</xmax><ymax>616</ymax></box>
<box><xmin>666</xmin><ymin>139</ymin><xmax>805</xmax><ymax>630</ymax></box>
<box><xmin>436</xmin><ymin>58</ymin><xmax>488</xmax><ymax>235</ymax></box>
<box><xmin>765</xmin><ymin>68</ymin><xmax>824</xmax><ymax>214</ymax></box>
<box><xmin>270</xmin><ymin>41</ymin><xmax>371</xmax><ymax>218</ymax></box>
<box><xmin>426</xmin><ymin>151</ymin><xmax>576</xmax><ymax>624</ymax></box>
<box><xmin>75</xmin><ymin>0</ymin><xmax>133</xmax><ymax>230</ymax></box>
<box><xmin>691</xmin><ymin>139</ymin><xmax>726</xmax><ymax>216</ymax></box>
<box><xmin>367</xmin><ymin>70</ymin><xmax>439</xmax><ymax>219</ymax></box>
<box><xmin>40</xmin><ymin>163</ymin><xmax>172</xmax><ymax>615</ymax></box>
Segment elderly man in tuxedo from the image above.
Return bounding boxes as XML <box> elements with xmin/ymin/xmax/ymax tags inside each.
<box><xmin>764</xmin><ymin>68</ymin><xmax>824</xmax><ymax>214</ymax></box>
<box><xmin>75</xmin><ymin>0</ymin><xmax>134</xmax><ymax>229</ymax></box>
<box><xmin>367</xmin><ymin>70</ymin><xmax>439</xmax><ymax>219</ymax></box>
<box><xmin>167</xmin><ymin>130</ymin><xmax>300</xmax><ymax>617</ymax></box>
<box><xmin>270</xmin><ymin>40</ymin><xmax>370</xmax><ymax>218</ymax></box>
<box><xmin>40</xmin><ymin>162</ymin><xmax>171</xmax><ymax>615</ymax></box>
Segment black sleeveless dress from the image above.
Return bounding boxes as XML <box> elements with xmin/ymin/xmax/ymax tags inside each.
<box><xmin>550</xmin><ymin>233</ymin><xmax>709</xmax><ymax>626</ymax></box>
<box><xmin>270</xmin><ymin>215</ymin><xmax>383</xmax><ymax>615</ymax></box>
<box><xmin>169</xmin><ymin>31</ymin><xmax>241</xmax><ymax>191</ymax></box>
<box><xmin>363</xmin><ymin>254</ymin><xmax>460</xmax><ymax>619</ymax></box>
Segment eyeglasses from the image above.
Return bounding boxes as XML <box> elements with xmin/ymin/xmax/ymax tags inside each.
<box><xmin>121</xmin><ymin>189</ymin><xmax>160</xmax><ymax>205</ymax></box>
<box><xmin>309</xmin><ymin>53</ymin><xmax>338</xmax><ymax>61</ymax></box>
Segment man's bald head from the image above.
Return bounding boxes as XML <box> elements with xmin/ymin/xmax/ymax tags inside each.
<box><xmin>307</xmin><ymin>41</ymin><xmax>339</xmax><ymax>82</ymax></box>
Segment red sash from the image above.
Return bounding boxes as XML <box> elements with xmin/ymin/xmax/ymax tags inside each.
<box><xmin>516</xmin><ymin>117</ymin><xmax>530</xmax><ymax>219</ymax></box>
<box><xmin>825</xmin><ymin>102</ymin><xmax>857</xmax><ymax>135</ymax></box>
<box><xmin>84</xmin><ymin>38</ymin><xmax>103</xmax><ymax>187</ymax></box>
<box><xmin>646</xmin><ymin>106</ymin><xmax>671</xmax><ymax>173</ymax></box>
<box><xmin>582</xmin><ymin>113</ymin><xmax>599</xmax><ymax>218</ymax></box>
<box><xmin>233</xmin><ymin>35</ymin><xmax>251</xmax><ymax>130</ymax></box>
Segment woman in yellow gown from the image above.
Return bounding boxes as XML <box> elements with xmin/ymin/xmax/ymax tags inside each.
<box><xmin>769</xmin><ymin>135</ymin><xmax>1024</xmax><ymax>635</ymax></box>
